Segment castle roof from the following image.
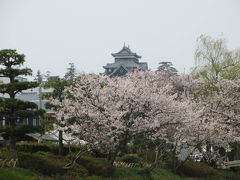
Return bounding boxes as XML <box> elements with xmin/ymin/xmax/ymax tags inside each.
<box><xmin>111</xmin><ymin>46</ymin><xmax>141</xmax><ymax>59</ymax></box>
<box><xmin>103</xmin><ymin>45</ymin><xmax>148</xmax><ymax>77</ymax></box>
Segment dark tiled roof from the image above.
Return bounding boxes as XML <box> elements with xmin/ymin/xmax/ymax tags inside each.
<box><xmin>112</xmin><ymin>46</ymin><xmax>141</xmax><ymax>58</ymax></box>
<box><xmin>103</xmin><ymin>45</ymin><xmax>148</xmax><ymax>76</ymax></box>
<box><xmin>103</xmin><ymin>60</ymin><xmax>141</xmax><ymax>69</ymax></box>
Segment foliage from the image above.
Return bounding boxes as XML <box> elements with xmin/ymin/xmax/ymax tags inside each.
<box><xmin>0</xmin><ymin>125</ymin><xmax>43</xmax><ymax>140</ymax></box>
<box><xmin>76</xmin><ymin>156</ymin><xmax>114</xmax><ymax>177</ymax></box>
<box><xmin>177</xmin><ymin>161</ymin><xmax>215</xmax><ymax>177</ymax></box>
<box><xmin>51</xmin><ymin>71</ymin><xmax>201</xmax><ymax>164</ymax></box>
<box><xmin>16</xmin><ymin>142</ymin><xmax>82</xmax><ymax>155</ymax></box>
<box><xmin>17</xmin><ymin>152</ymin><xmax>68</xmax><ymax>175</ymax></box>
<box><xmin>64</xmin><ymin>62</ymin><xmax>77</xmax><ymax>80</ymax></box>
<box><xmin>43</xmin><ymin>75</ymin><xmax>72</xmax><ymax>155</ymax></box>
<box><xmin>112</xmin><ymin>167</ymin><xmax>182</xmax><ymax>180</ymax></box>
<box><xmin>212</xmin><ymin>169</ymin><xmax>240</xmax><ymax>180</ymax></box>
<box><xmin>151</xmin><ymin>168</ymin><xmax>183</xmax><ymax>180</ymax></box>
<box><xmin>118</xmin><ymin>154</ymin><xmax>142</xmax><ymax>164</ymax></box>
<box><xmin>138</xmin><ymin>168</ymin><xmax>152</xmax><ymax>179</ymax></box>
<box><xmin>66</xmin><ymin>164</ymin><xmax>89</xmax><ymax>177</ymax></box>
<box><xmin>228</xmin><ymin>142</ymin><xmax>240</xmax><ymax>161</ymax></box>
<box><xmin>43</xmin><ymin>78</ymin><xmax>71</xmax><ymax>101</ymax></box>
<box><xmin>193</xmin><ymin>35</ymin><xmax>240</xmax><ymax>82</ymax></box>
<box><xmin>0</xmin><ymin>167</ymin><xmax>39</xmax><ymax>180</ymax></box>
<box><xmin>0</xmin><ymin>49</ymin><xmax>39</xmax><ymax>149</ymax></box>
<box><xmin>157</xmin><ymin>61</ymin><xmax>178</xmax><ymax>76</ymax></box>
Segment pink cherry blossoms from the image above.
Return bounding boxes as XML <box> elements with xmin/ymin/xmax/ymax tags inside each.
<box><xmin>51</xmin><ymin>71</ymin><xmax>240</xmax><ymax>162</ymax></box>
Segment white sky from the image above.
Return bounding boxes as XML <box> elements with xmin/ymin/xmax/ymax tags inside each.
<box><xmin>0</xmin><ymin>0</ymin><xmax>240</xmax><ymax>77</ymax></box>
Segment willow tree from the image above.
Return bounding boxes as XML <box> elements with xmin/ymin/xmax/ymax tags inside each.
<box><xmin>193</xmin><ymin>35</ymin><xmax>240</xmax><ymax>82</ymax></box>
<box><xmin>0</xmin><ymin>49</ymin><xmax>39</xmax><ymax>149</ymax></box>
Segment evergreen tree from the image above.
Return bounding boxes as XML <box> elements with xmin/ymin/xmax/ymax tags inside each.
<box><xmin>64</xmin><ymin>63</ymin><xmax>76</xmax><ymax>80</ymax></box>
<box><xmin>0</xmin><ymin>49</ymin><xmax>39</xmax><ymax>149</ymax></box>
<box><xmin>157</xmin><ymin>61</ymin><xmax>178</xmax><ymax>75</ymax></box>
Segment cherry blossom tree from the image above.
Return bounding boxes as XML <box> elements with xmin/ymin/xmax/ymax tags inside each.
<box><xmin>183</xmin><ymin>76</ymin><xmax>240</xmax><ymax>165</ymax></box>
<box><xmin>51</xmin><ymin>71</ymin><xmax>240</xmax><ymax>166</ymax></box>
<box><xmin>51</xmin><ymin>71</ymin><xmax>196</xmax><ymax>163</ymax></box>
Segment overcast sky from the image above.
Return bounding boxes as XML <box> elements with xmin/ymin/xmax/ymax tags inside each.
<box><xmin>0</xmin><ymin>0</ymin><xmax>240</xmax><ymax>77</ymax></box>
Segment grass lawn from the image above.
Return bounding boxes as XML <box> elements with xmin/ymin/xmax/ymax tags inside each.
<box><xmin>112</xmin><ymin>167</ymin><xmax>183</xmax><ymax>180</ymax></box>
<box><xmin>0</xmin><ymin>167</ymin><xmax>39</xmax><ymax>180</ymax></box>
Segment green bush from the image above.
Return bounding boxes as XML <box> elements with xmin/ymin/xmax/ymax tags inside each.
<box><xmin>17</xmin><ymin>152</ymin><xmax>67</xmax><ymax>175</ymax></box>
<box><xmin>178</xmin><ymin>161</ymin><xmax>215</xmax><ymax>177</ymax></box>
<box><xmin>118</xmin><ymin>154</ymin><xmax>142</xmax><ymax>164</ymax></box>
<box><xmin>0</xmin><ymin>148</ymin><xmax>16</xmax><ymax>159</ymax></box>
<box><xmin>0</xmin><ymin>126</ymin><xmax>43</xmax><ymax>141</ymax></box>
<box><xmin>76</xmin><ymin>156</ymin><xmax>114</xmax><ymax>177</ymax></box>
<box><xmin>16</xmin><ymin>142</ymin><xmax>82</xmax><ymax>155</ymax></box>
<box><xmin>138</xmin><ymin>168</ymin><xmax>152</xmax><ymax>178</ymax></box>
<box><xmin>67</xmin><ymin>164</ymin><xmax>88</xmax><ymax>177</ymax></box>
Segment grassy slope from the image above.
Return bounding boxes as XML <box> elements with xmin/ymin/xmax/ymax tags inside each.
<box><xmin>0</xmin><ymin>167</ymin><xmax>183</xmax><ymax>180</ymax></box>
<box><xmin>0</xmin><ymin>167</ymin><xmax>39</xmax><ymax>180</ymax></box>
<box><xmin>112</xmin><ymin>167</ymin><xmax>183</xmax><ymax>180</ymax></box>
<box><xmin>0</xmin><ymin>166</ymin><xmax>239</xmax><ymax>180</ymax></box>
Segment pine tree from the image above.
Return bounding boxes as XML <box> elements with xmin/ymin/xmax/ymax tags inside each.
<box><xmin>157</xmin><ymin>61</ymin><xmax>178</xmax><ymax>75</ymax></box>
<box><xmin>0</xmin><ymin>49</ymin><xmax>39</xmax><ymax>149</ymax></box>
<box><xmin>64</xmin><ymin>63</ymin><xmax>76</xmax><ymax>80</ymax></box>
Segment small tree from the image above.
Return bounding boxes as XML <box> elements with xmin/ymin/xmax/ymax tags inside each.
<box><xmin>193</xmin><ymin>35</ymin><xmax>240</xmax><ymax>82</ymax></box>
<box><xmin>0</xmin><ymin>49</ymin><xmax>39</xmax><ymax>149</ymax></box>
<box><xmin>157</xmin><ymin>61</ymin><xmax>178</xmax><ymax>76</ymax></box>
<box><xmin>43</xmin><ymin>77</ymin><xmax>71</xmax><ymax>155</ymax></box>
<box><xmin>64</xmin><ymin>63</ymin><xmax>77</xmax><ymax>80</ymax></box>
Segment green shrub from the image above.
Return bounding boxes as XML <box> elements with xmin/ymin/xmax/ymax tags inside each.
<box><xmin>76</xmin><ymin>156</ymin><xmax>114</xmax><ymax>177</ymax></box>
<box><xmin>67</xmin><ymin>164</ymin><xmax>88</xmax><ymax>177</ymax></box>
<box><xmin>138</xmin><ymin>168</ymin><xmax>152</xmax><ymax>178</ymax></box>
<box><xmin>212</xmin><ymin>169</ymin><xmax>240</xmax><ymax>180</ymax></box>
<box><xmin>178</xmin><ymin>161</ymin><xmax>215</xmax><ymax>177</ymax></box>
<box><xmin>17</xmin><ymin>152</ymin><xmax>67</xmax><ymax>175</ymax></box>
<box><xmin>16</xmin><ymin>142</ymin><xmax>82</xmax><ymax>155</ymax></box>
<box><xmin>0</xmin><ymin>148</ymin><xmax>16</xmax><ymax>159</ymax></box>
<box><xmin>118</xmin><ymin>154</ymin><xmax>142</xmax><ymax>164</ymax></box>
<box><xmin>84</xmin><ymin>176</ymin><xmax>104</xmax><ymax>180</ymax></box>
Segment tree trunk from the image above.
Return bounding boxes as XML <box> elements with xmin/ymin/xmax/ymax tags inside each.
<box><xmin>110</xmin><ymin>149</ymin><xmax>118</xmax><ymax>165</ymax></box>
<box><xmin>172</xmin><ymin>147</ymin><xmax>177</xmax><ymax>172</ymax></box>
<box><xmin>58</xmin><ymin>97</ymin><xmax>64</xmax><ymax>156</ymax></box>
<box><xmin>9</xmin><ymin>106</ymin><xmax>16</xmax><ymax>150</ymax></box>
<box><xmin>154</xmin><ymin>146</ymin><xmax>159</xmax><ymax>164</ymax></box>
<box><xmin>59</xmin><ymin>130</ymin><xmax>64</xmax><ymax>155</ymax></box>
<box><xmin>9</xmin><ymin>124</ymin><xmax>16</xmax><ymax>150</ymax></box>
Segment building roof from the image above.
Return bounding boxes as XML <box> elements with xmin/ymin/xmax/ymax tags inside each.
<box><xmin>111</xmin><ymin>46</ymin><xmax>141</xmax><ymax>59</ymax></box>
<box><xmin>109</xmin><ymin>65</ymin><xmax>128</xmax><ymax>77</ymax></box>
<box><xmin>26</xmin><ymin>133</ymin><xmax>59</xmax><ymax>142</ymax></box>
<box><xmin>103</xmin><ymin>45</ymin><xmax>148</xmax><ymax>76</ymax></box>
<box><xmin>103</xmin><ymin>60</ymin><xmax>142</xmax><ymax>69</ymax></box>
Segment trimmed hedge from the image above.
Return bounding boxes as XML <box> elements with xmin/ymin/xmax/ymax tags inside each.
<box><xmin>17</xmin><ymin>152</ymin><xmax>89</xmax><ymax>177</ymax></box>
<box><xmin>66</xmin><ymin>164</ymin><xmax>89</xmax><ymax>177</ymax></box>
<box><xmin>76</xmin><ymin>156</ymin><xmax>114</xmax><ymax>177</ymax></box>
<box><xmin>118</xmin><ymin>154</ymin><xmax>142</xmax><ymax>164</ymax></box>
<box><xmin>16</xmin><ymin>142</ymin><xmax>82</xmax><ymax>155</ymax></box>
<box><xmin>178</xmin><ymin>161</ymin><xmax>215</xmax><ymax>177</ymax></box>
<box><xmin>17</xmin><ymin>152</ymin><xmax>67</xmax><ymax>175</ymax></box>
